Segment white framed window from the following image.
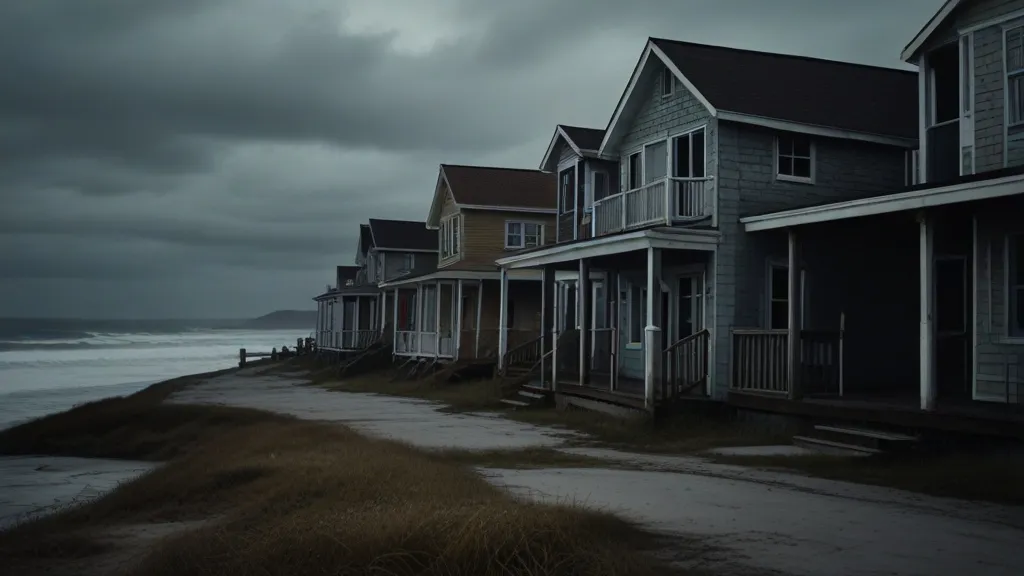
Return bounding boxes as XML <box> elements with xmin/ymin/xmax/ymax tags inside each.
<box><xmin>505</xmin><ymin>221</ymin><xmax>543</xmax><ymax>249</ymax></box>
<box><xmin>627</xmin><ymin>152</ymin><xmax>642</xmax><ymax>191</ymax></box>
<box><xmin>439</xmin><ymin>214</ymin><xmax>461</xmax><ymax>259</ymax></box>
<box><xmin>660</xmin><ymin>67</ymin><xmax>674</xmax><ymax>98</ymax></box>
<box><xmin>627</xmin><ymin>283</ymin><xmax>647</xmax><ymax>345</ymax></box>
<box><xmin>401</xmin><ymin>253</ymin><xmax>415</xmax><ymax>272</ymax></box>
<box><xmin>767</xmin><ymin>264</ymin><xmax>789</xmax><ymax>330</ymax></box>
<box><xmin>1006</xmin><ymin>26</ymin><xmax>1024</xmax><ymax>126</ymax></box>
<box><xmin>558</xmin><ymin>166</ymin><xmax>575</xmax><ymax>214</ymax></box>
<box><xmin>1008</xmin><ymin>234</ymin><xmax>1024</xmax><ymax>337</ymax></box>
<box><xmin>672</xmin><ymin>126</ymin><xmax>706</xmax><ymax>178</ymax></box>
<box><xmin>776</xmin><ymin>133</ymin><xmax>814</xmax><ymax>183</ymax></box>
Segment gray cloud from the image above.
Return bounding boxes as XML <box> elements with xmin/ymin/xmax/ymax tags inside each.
<box><xmin>0</xmin><ymin>0</ymin><xmax>943</xmax><ymax>318</ymax></box>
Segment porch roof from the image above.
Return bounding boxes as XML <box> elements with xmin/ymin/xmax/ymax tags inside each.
<box><xmin>312</xmin><ymin>283</ymin><xmax>380</xmax><ymax>300</ymax></box>
<box><xmin>496</xmin><ymin>227</ymin><xmax>720</xmax><ymax>270</ymax></box>
<box><xmin>378</xmin><ymin>268</ymin><xmax>542</xmax><ymax>288</ymax></box>
<box><xmin>741</xmin><ymin>169</ymin><xmax>1024</xmax><ymax>233</ymax></box>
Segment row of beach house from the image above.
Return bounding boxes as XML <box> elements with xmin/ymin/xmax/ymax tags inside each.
<box><xmin>313</xmin><ymin>0</ymin><xmax>1023</xmax><ymax>436</ymax></box>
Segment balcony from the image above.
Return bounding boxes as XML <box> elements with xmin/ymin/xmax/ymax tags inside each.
<box><xmin>592</xmin><ymin>177</ymin><xmax>712</xmax><ymax>237</ymax></box>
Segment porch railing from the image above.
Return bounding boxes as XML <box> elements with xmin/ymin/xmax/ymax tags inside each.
<box><xmin>662</xmin><ymin>329</ymin><xmax>710</xmax><ymax>402</ymax></box>
<box><xmin>340</xmin><ymin>329</ymin><xmax>381</xmax><ymax>350</ymax></box>
<box><xmin>592</xmin><ymin>177</ymin><xmax>711</xmax><ymax>236</ymax></box>
<box><xmin>503</xmin><ymin>334</ymin><xmax>544</xmax><ymax>372</ymax></box>
<box><xmin>801</xmin><ymin>330</ymin><xmax>842</xmax><ymax>395</ymax></box>
<box><xmin>731</xmin><ymin>329</ymin><xmax>789</xmax><ymax>394</ymax></box>
<box><xmin>395</xmin><ymin>331</ymin><xmax>417</xmax><ymax>354</ymax></box>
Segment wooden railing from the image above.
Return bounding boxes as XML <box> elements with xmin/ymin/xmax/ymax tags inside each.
<box><xmin>395</xmin><ymin>331</ymin><xmax>417</xmax><ymax>354</ymax></box>
<box><xmin>592</xmin><ymin>177</ymin><xmax>712</xmax><ymax>236</ymax></box>
<box><xmin>340</xmin><ymin>329</ymin><xmax>381</xmax><ymax>351</ymax></box>
<box><xmin>801</xmin><ymin>330</ymin><xmax>842</xmax><ymax>395</ymax></box>
<box><xmin>501</xmin><ymin>334</ymin><xmax>544</xmax><ymax>375</ymax></box>
<box><xmin>662</xmin><ymin>329</ymin><xmax>710</xmax><ymax>402</ymax></box>
<box><xmin>731</xmin><ymin>329</ymin><xmax>789</xmax><ymax>394</ymax></box>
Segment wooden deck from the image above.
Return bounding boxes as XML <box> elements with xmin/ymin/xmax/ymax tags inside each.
<box><xmin>728</xmin><ymin>390</ymin><xmax>1024</xmax><ymax>439</ymax></box>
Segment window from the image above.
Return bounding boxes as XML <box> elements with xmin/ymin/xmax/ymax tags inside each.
<box><xmin>401</xmin><ymin>253</ymin><xmax>415</xmax><ymax>272</ymax></box>
<box><xmin>375</xmin><ymin>253</ymin><xmax>384</xmax><ymax>280</ymax></box>
<box><xmin>627</xmin><ymin>152</ymin><xmax>642</xmax><ymax>190</ymax></box>
<box><xmin>776</xmin><ymin>134</ymin><xmax>813</xmax><ymax>182</ymax></box>
<box><xmin>644</xmin><ymin>141</ymin><xmax>667</xmax><ymax>184</ymax></box>
<box><xmin>660</xmin><ymin>67</ymin><xmax>674</xmax><ymax>97</ymax></box>
<box><xmin>672</xmin><ymin>127</ymin><xmax>706</xmax><ymax>178</ymax></box>
<box><xmin>628</xmin><ymin>284</ymin><xmax>647</xmax><ymax>344</ymax></box>
<box><xmin>1009</xmin><ymin>234</ymin><xmax>1024</xmax><ymax>337</ymax></box>
<box><xmin>1007</xmin><ymin>26</ymin><xmax>1024</xmax><ymax>125</ymax></box>
<box><xmin>768</xmin><ymin>265</ymin><xmax>788</xmax><ymax>330</ymax></box>
<box><xmin>439</xmin><ymin>215</ymin><xmax>461</xmax><ymax>259</ymax></box>
<box><xmin>559</xmin><ymin>167</ymin><xmax>575</xmax><ymax>213</ymax></box>
<box><xmin>506</xmin><ymin>221</ymin><xmax>543</xmax><ymax>249</ymax></box>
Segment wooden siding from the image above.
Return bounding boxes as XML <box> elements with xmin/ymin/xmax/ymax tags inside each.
<box><xmin>441</xmin><ymin>209</ymin><xmax>556</xmax><ymax>271</ymax></box>
<box><xmin>437</xmin><ymin>184</ymin><xmax>461</xmax><ymax>268</ymax></box>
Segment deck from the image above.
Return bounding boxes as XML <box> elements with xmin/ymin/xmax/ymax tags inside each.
<box><xmin>728</xmin><ymin>391</ymin><xmax>1024</xmax><ymax>439</ymax></box>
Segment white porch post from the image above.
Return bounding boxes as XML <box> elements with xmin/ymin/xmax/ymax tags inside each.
<box><xmin>455</xmin><ymin>279</ymin><xmax>464</xmax><ymax>360</ymax></box>
<box><xmin>435</xmin><ymin>280</ymin><xmax>442</xmax><ymax>358</ymax></box>
<box><xmin>498</xmin><ymin>268</ymin><xmax>509</xmax><ymax>369</ymax></box>
<box><xmin>644</xmin><ymin>247</ymin><xmax>663</xmax><ymax>410</ymax></box>
<box><xmin>339</xmin><ymin>297</ymin><xmax>346</xmax><ymax>350</ymax></box>
<box><xmin>551</xmin><ymin>284</ymin><xmax>560</xmax><ymax>392</ymax></box>
<box><xmin>416</xmin><ymin>284</ymin><xmax>424</xmax><ymax>355</ymax></box>
<box><xmin>392</xmin><ymin>288</ymin><xmax>399</xmax><ymax>349</ymax></box>
<box><xmin>379</xmin><ymin>293</ymin><xmax>385</xmax><ymax>332</ymax></box>
<box><xmin>607</xmin><ymin>270</ymin><xmax>619</xmax><ymax>391</ymax></box>
<box><xmin>787</xmin><ymin>229</ymin><xmax>803</xmax><ymax>400</ymax></box>
<box><xmin>475</xmin><ymin>281</ymin><xmax>484</xmax><ymax>358</ymax></box>
<box><xmin>919</xmin><ymin>213</ymin><xmax>937</xmax><ymax>411</ymax></box>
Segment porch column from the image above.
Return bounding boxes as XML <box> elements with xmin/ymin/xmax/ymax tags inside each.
<box><xmin>455</xmin><ymin>279</ymin><xmax>464</xmax><ymax>361</ymax></box>
<box><xmin>416</xmin><ymin>284</ymin><xmax>424</xmax><ymax>355</ymax></box>
<box><xmin>607</xmin><ymin>269</ymin><xmax>619</xmax><ymax>392</ymax></box>
<box><xmin>392</xmin><ymin>289</ymin><xmax>399</xmax><ymax>348</ymax></box>
<box><xmin>475</xmin><ymin>281</ymin><xmax>483</xmax><ymax>358</ymax></box>
<box><xmin>379</xmin><ymin>293</ymin><xmax>385</xmax><ymax>332</ymax></box>
<box><xmin>787</xmin><ymin>229</ymin><xmax>803</xmax><ymax>400</ymax></box>
<box><xmin>339</xmin><ymin>297</ymin><xmax>346</xmax><ymax>350</ymax></box>
<box><xmin>498</xmin><ymin>268</ymin><xmax>509</xmax><ymax>369</ymax></box>
<box><xmin>578</xmin><ymin>258</ymin><xmax>592</xmax><ymax>386</ymax></box>
<box><xmin>919</xmin><ymin>213</ymin><xmax>937</xmax><ymax>411</ymax></box>
<box><xmin>435</xmin><ymin>280</ymin><xmax>442</xmax><ymax>358</ymax></box>
<box><xmin>644</xmin><ymin>247</ymin><xmax>663</xmax><ymax>410</ymax></box>
<box><xmin>541</xmin><ymin>264</ymin><xmax>556</xmax><ymax>388</ymax></box>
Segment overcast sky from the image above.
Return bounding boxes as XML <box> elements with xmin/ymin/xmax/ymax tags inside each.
<box><xmin>0</xmin><ymin>0</ymin><xmax>943</xmax><ymax>319</ymax></box>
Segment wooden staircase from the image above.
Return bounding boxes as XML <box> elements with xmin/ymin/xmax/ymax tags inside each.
<box><xmin>793</xmin><ymin>424</ymin><xmax>920</xmax><ymax>456</ymax></box>
<box><xmin>496</xmin><ymin>335</ymin><xmax>551</xmax><ymax>410</ymax></box>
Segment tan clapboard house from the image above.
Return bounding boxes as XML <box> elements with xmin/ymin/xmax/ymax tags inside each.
<box><xmin>379</xmin><ymin>164</ymin><xmax>556</xmax><ymax>362</ymax></box>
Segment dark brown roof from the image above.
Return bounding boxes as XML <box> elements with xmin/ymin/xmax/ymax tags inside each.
<box><xmin>651</xmin><ymin>38</ymin><xmax>918</xmax><ymax>140</ymax></box>
<box><xmin>367</xmin><ymin>218</ymin><xmax>437</xmax><ymax>251</ymax></box>
<box><xmin>560</xmin><ymin>125</ymin><xmax>605</xmax><ymax>152</ymax></box>
<box><xmin>441</xmin><ymin>164</ymin><xmax>556</xmax><ymax>210</ymax></box>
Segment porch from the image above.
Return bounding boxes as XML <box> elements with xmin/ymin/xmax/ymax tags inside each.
<box><xmin>731</xmin><ymin>180</ymin><xmax>1024</xmax><ymax>432</ymax></box>
<box><xmin>382</xmin><ymin>271</ymin><xmax>543</xmax><ymax>362</ymax></box>
<box><xmin>317</xmin><ymin>289</ymin><xmax>382</xmax><ymax>352</ymax></box>
<box><xmin>592</xmin><ymin>176</ymin><xmax>713</xmax><ymax>237</ymax></box>
<box><xmin>497</xmin><ymin>228</ymin><xmax>719</xmax><ymax>413</ymax></box>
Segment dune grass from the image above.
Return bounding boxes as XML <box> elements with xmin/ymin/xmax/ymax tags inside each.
<box><xmin>0</xmin><ymin>369</ymin><xmax>697</xmax><ymax>576</ymax></box>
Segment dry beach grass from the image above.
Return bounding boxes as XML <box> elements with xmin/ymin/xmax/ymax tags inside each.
<box><xmin>0</xmin><ymin>368</ymin><xmax>697</xmax><ymax>576</ymax></box>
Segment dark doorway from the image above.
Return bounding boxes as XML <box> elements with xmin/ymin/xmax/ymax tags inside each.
<box><xmin>935</xmin><ymin>256</ymin><xmax>970</xmax><ymax>400</ymax></box>
<box><xmin>661</xmin><ymin>290</ymin><xmax>670</xmax><ymax>351</ymax></box>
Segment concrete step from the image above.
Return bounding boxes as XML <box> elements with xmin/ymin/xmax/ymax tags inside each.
<box><xmin>812</xmin><ymin>425</ymin><xmax>919</xmax><ymax>451</ymax></box>
<box><xmin>517</xmin><ymin>390</ymin><xmax>545</xmax><ymax>400</ymax></box>
<box><xmin>792</xmin><ymin>435</ymin><xmax>879</xmax><ymax>457</ymax></box>
<box><xmin>500</xmin><ymin>398</ymin><xmax>530</xmax><ymax>409</ymax></box>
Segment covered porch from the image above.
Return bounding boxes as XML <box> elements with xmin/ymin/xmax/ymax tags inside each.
<box><xmin>497</xmin><ymin>228</ymin><xmax>720</xmax><ymax>413</ymax></box>
<box><xmin>734</xmin><ymin>175</ymin><xmax>1024</xmax><ymax>430</ymax></box>
<box><xmin>380</xmin><ymin>270</ymin><xmax>543</xmax><ymax>362</ymax></box>
<box><xmin>315</xmin><ymin>287</ymin><xmax>381</xmax><ymax>352</ymax></box>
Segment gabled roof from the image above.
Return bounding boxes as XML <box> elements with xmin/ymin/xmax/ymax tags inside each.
<box><xmin>601</xmin><ymin>38</ymin><xmax>918</xmax><ymax>154</ymax></box>
<box><xmin>367</xmin><ymin>218</ymin><xmax>437</xmax><ymax>252</ymax></box>
<box><xmin>901</xmin><ymin>0</ymin><xmax>960</xmax><ymax>62</ymax></box>
<box><xmin>426</xmin><ymin>164</ymin><xmax>556</xmax><ymax>227</ymax></box>
<box><xmin>539</xmin><ymin>125</ymin><xmax>606</xmax><ymax>171</ymax></box>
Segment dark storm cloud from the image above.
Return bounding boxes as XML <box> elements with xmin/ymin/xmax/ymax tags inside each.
<box><xmin>0</xmin><ymin>0</ymin><xmax>944</xmax><ymax>318</ymax></box>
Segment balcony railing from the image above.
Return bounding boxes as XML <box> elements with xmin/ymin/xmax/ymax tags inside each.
<box><xmin>592</xmin><ymin>177</ymin><xmax>711</xmax><ymax>237</ymax></box>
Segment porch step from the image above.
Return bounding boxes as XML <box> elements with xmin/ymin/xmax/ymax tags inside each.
<box><xmin>792</xmin><ymin>435</ymin><xmax>879</xmax><ymax>457</ymax></box>
<box><xmin>811</xmin><ymin>425</ymin><xmax>919</xmax><ymax>452</ymax></box>
<box><xmin>500</xmin><ymin>398</ymin><xmax>531</xmax><ymax>409</ymax></box>
<box><xmin>517</xmin><ymin>390</ymin><xmax>545</xmax><ymax>400</ymax></box>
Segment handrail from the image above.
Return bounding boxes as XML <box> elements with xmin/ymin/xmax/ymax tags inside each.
<box><xmin>662</xmin><ymin>329</ymin><xmax>711</xmax><ymax>402</ymax></box>
<box><xmin>504</xmin><ymin>334</ymin><xmax>544</xmax><ymax>369</ymax></box>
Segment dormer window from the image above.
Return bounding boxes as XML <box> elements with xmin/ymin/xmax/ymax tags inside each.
<box><xmin>558</xmin><ymin>167</ymin><xmax>575</xmax><ymax>214</ymax></box>
<box><xmin>661</xmin><ymin>67</ymin><xmax>674</xmax><ymax>97</ymax></box>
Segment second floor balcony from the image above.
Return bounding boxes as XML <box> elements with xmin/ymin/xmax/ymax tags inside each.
<box><xmin>592</xmin><ymin>176</ymin><xmax>712</xmax><ymax>237</ymax></box>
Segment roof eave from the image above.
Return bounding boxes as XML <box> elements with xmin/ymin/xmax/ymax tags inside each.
<box><xmin>716</xmin><ymin>111</ymin><xmax>917</xmax><ymax>148</ymax></box>
<box><xmin>900</xmin><ymin>0</ymin><xmax>960</xmax><ymax>62</ymax></box>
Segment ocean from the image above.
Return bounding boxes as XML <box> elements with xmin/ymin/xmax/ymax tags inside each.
<box><xmin>0</xmin><ymin>318</ymin><xmax>310</xmax><ymax>430</ymax></box>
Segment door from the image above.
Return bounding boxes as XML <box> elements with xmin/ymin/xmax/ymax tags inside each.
<box><xmin>934</xmin><ymin>256</ymin><xmax>969</xmax><ymax>400</ymax></box>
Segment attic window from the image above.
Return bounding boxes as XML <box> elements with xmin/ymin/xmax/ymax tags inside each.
<box><xmin>776</xmin><ymin>134</ymin><xmax>814</xmax><ymax>183</ymax></box>
<box><xmin>661</xmin><ymin>67</ymin><xmax>674</xmax><ymax>97</ymax></box>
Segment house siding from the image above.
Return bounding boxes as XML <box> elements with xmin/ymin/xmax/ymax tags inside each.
<box><xmin>556</xmin><ymin>142</ymin><xmax>581</xmax><ymax>243</ymax></box>
<box><xmin>456</xmin><ymin>210</ymin><xmax>556</xmax><ymax>271</ymax></box>
<box><xmin>974</xmin><ymin>196</ymin><xmax>1024</xmax><ymax>401</ymax></box>
<box><xmin>922</xmin><ymin>0</ymin><xmax>1024</xmax><ymax>172</ymax></box>
<box><xmin>381</xmin><ymin>250</ymin><xmax>437</xmax><ymax>282</ymax></box>
<box><xmin>438</xmin><ymin>186</ymin><xmax>462</xmax><ymax>269</ymax></box>
<box><xmin>716</xmin><ymin>122</ymin><xmax>908</xmax><ymax>398</ymax></box>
